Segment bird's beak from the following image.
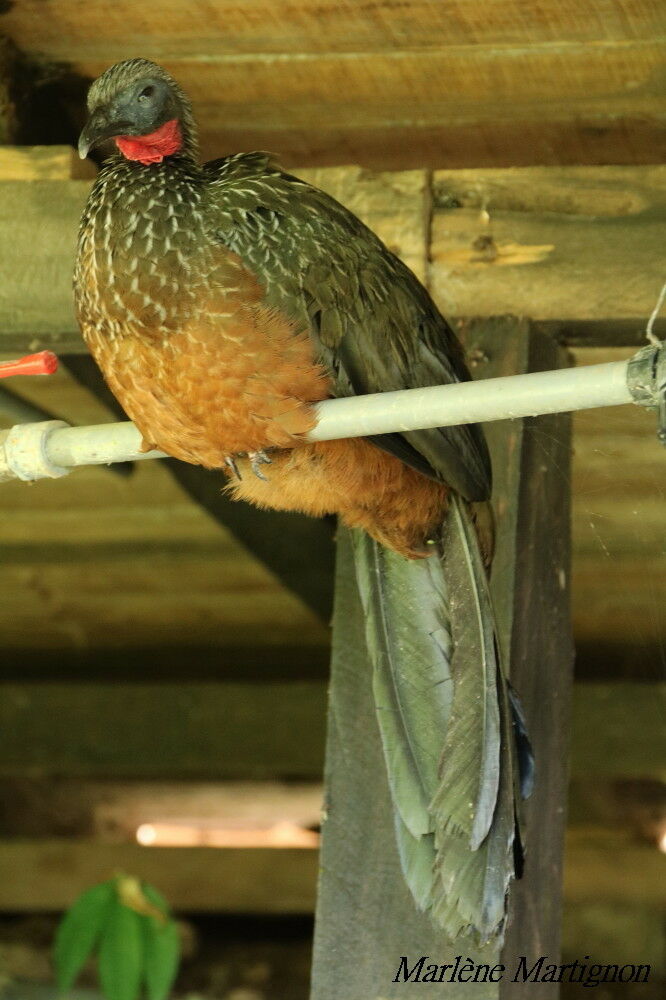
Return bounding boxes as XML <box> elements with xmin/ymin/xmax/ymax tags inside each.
<box><xmin>78</xmin><ymin>109</ymin><xmax>135</xmax><ymax>159</ymax></box>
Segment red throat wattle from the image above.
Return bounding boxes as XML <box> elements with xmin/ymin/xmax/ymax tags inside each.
<box><xmin>115</xmin><ymin>118</ymin><xmax>182</xmax><ymax>165</ymax></box>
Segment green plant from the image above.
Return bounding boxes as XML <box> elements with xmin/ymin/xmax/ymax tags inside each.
<box><xmin>54</xmin><ymin>875</ymin><xmax>180</xmax><ymax>1000</ymax></box>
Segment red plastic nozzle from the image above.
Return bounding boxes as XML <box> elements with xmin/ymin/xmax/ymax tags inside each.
<box><xmin>0</xmin><ymin>351</ymin><xmax>59</xmax><ymax>378</ymax></box>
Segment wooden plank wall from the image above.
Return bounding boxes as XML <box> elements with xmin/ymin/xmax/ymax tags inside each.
<box><xmin>0</xmin><ymin>150</ymin><xmax>663</xmax><ymax>970</ymax></box>
<box><xmin>2</xmin><ymin>160</ymin><xmax>666</xmax><ymax>351</ymax></box>
<box><xmin>0</xmin><ymin>153</ymin><xmax>663</xmax><ymax>672</ymax></box>
<box><xmin>2</xmin><ymin>1</ymin><xmax>664</xmax><ymax>167</ymax></box>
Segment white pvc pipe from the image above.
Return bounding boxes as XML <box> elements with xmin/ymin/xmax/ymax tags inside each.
<box><xmin>0</xmin><ymin>357</ymin><xmax>643</xmax><ymax>481</ymax></box>
<box><xmin>47</xmin><ymin>421</ymin><xmax>167</xmax><ymax>468</ymax></box>
<box><xmin>308</xmin><ymin>360</ymin><xmax>632</xmax><ymax>441</ymax></box>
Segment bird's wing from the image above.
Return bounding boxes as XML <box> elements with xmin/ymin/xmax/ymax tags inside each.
<box><xmin>204</xmin><ymin>153</ymin><xmax>491</xmax><ymax>502</ymax></box>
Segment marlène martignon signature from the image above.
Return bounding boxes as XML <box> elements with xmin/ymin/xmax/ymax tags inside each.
<box><xmin>392</xmin><ymin>955</ymin><xmax>652</xmax><ymax>987</ymax></box>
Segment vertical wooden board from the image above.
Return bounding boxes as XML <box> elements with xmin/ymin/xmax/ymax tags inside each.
<box><xmin>312</xmin><ymin>321</ymin><xmax>573</xmax><ymax>998</ymax></box>
<box><xmin>498</xmin><ymin>338</ymin><xmax>574</xmax><ymax>996</ymax></box>
<box><xmin>311</xmin><ymin>528</ymin><xmax>500</xmax><ymax>1000</ymax></box>
<box><xmin>445</xmin><ymin>320</ymin><xmax>574</xmax><ymax>977</ymax></box>
<box><xmin>458</xmin><ymin>318</ymin><xmax>532</xmax><ymax>665</ymax></box>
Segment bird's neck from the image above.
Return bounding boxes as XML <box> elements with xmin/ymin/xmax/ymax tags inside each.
<box><xmin>76</xmin><ymin>155</ymin><xmax>209</xmax><ymax>337</ymax></box>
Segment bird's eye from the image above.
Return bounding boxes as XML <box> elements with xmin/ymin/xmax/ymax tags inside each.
<box><xmin>138</xmin><ymin>85</ymin><xmax>155</xmax><ymax>102</ymax></box>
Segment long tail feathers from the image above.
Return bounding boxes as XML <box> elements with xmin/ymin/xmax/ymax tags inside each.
<box><xmin>351</xmin><ymin>494</ymin><xmax>531</xmax><ymax>943</ymax></box>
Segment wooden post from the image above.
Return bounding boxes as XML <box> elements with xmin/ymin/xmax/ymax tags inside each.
<box><xmin>311</xmin><ymin>319</ymin><xmax>573</xmax><ymax>999</ymax></box>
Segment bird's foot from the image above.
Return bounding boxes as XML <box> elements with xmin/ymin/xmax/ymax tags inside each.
<box><xmin>248</xmin><ymin>450</ymin><xmax>272</xmax><ymax>481</ymax></box>
<box><xmin>224</xmin><ymin>455</ymin><xmax>242</xmax><ymax>481</ymax></box>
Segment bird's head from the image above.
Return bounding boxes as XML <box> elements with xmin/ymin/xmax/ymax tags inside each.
<box><xmin>78</xmin><ymin>59</ymin><xmax>197</xmax><ymax>165</ymax></box>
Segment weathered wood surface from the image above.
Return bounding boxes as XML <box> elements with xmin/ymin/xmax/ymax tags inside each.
<box><xmin>0</xmin><ymin>828</ymin><xmax>662</xmax><ymax>913</ymax></box>
<box><xmin>0</xmin><ymin>179</ymin><xmax>87</xmax><ymax>352</ymax></box>
<box><xmin>0</xmin><ymin>145</ymin><xmax>95</xmax><ymax>180</ymax></box>
<box><xmin>0</xmin><ymin>681</ymin><xmax>659</xmax><ymax>779</ymax></box>
<box><xmin>570</xmin><ymin>357</ymin><xmax>666</xmax><ymax>676</ymax></box>
<box><xmin>0</xmin><ymin>681</ymin><xmax>328</xmax><ymax>779</ymax></box>
<box><xmin>1</xmin><ymin>158</ymin><xmax>665</xmax><ymax>351</ymax></box>
<box><xmin>0</xmin><ymin>552</ymin><xmax>326</xmax><ymax>649</ymax></box>
<box><xmin>6</xmin><ymin>1</ymin><xmax>664</xmax><ymax>57</ymax></box>
<box><xmin>496</xmin><ymin>333</ymin><xmax>573</xmax><ymax>995</ymax></box>
<box><xmin>431</xmin><ymin>166</ymin><xmax>666</xmax><ymax>326</ymax></box>
<box><xmin>0</xmin><ymin>827</ymin><xmax>662</xmax><ymax>914</ymax></box>
<box><xmin>310</xmin><ymin>322</ymin><xmax>572</xmax><ymax>999</ymax></box>
<box><xmin>0</xmin><ymin>145</ymin><xmax>87</xmax><ymax>351</ymax></box>
<box><xmin>2</xmin><ymin>344</ymin><xmax>662</xmax><ymax>672</ymax></box>
<box><xmin>0</xmin><ymin>779</ymin><xmax>324</xmax><ymax>839</ymax></box>
<box><xmin>0</xmin><ymin>841</ymin><xmax>319</xmax><ymax>912</ymax></box>
<box><xmin>3</xmin><ymin>1</ymin><xmax>664</xmax><ymax>168</ymax></box>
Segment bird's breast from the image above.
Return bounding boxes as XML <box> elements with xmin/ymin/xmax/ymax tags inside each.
<box><xmin>75</xmin><ymin>173</ymin><xmax>331</xmax><ymax>465</ymax></box>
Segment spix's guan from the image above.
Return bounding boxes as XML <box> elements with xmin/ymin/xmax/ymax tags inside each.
<box><xmin>75</xmin><ymin>59</ymin><xmax>533</xmax><ymax>942</ymax></box>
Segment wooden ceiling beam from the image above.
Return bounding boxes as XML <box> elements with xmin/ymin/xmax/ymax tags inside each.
<box><xmin>2</xmin><ymin>2</ymin><xmax>663</xmax><ymax>166</ymax></box>
<box><xmin>0</xmin><ymin>680</ymin><xmax>660</xmax><ymax>780</ymax></box>
<box><xmin>1</xmin><ymin>155</ymin><xmax>664</xmax><ymax>351</ymax></box>
<box><xmin>0</xmin><ymin>827</ymin><xmax>662</xmax><ymax>911</ymax></box>
<box><xmin>3</xmin><ymin>1</ymin><xmax>662</xmax><ymax>56</ymax></box>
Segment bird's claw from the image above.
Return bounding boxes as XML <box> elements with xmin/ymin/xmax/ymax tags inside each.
<box><xmin>248</xmin><ymin>450</ymin><xmax>272</xmax><ymax>481</ymax></box>
<box><xmin>224</xmin><ymin>455</ymin><xmax>242</xmax><ymax>481</ymax></box>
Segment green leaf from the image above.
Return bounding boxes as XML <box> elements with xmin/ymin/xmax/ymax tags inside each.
<box><xmin>54</xmin><ymin>880</ymin><xmax>115</xmax><ymax>993</ymax></box>
<box><xmin>140</xmin><ymin>883</ymin><xmax>169</xmax><ymax>917</ymax></box>
<box><xmin>143</xmin><ymin>917</ymin><xmax>180</xmax><ymax>1000</ymax></box>
<box><xmin>141</xmin><ymin>882</ymin><xmax>180</xmax><ymax>1000</ymax></box>
<box><xmin>98</xmin><ymin>896</ymin><xmax>145</xmax><ymax>1000</ymax></box>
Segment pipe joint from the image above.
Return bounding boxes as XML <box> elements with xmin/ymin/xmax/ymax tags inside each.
<box><xmin>626</xmin><ymin>342</ymin><xmax>666</xmax><ymax>445</ymax></box>
<box><xmin>0</xmin><ymin>420</ymin><xmax>71</xmax><ymax>482</ymax></box>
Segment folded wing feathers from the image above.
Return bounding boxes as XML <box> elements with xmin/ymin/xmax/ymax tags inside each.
<box><xmin>352</xmin><ymin>531</ymin><xmax>453</xmax><ymax>841</ymax></box>
<box><xmin>432</xmin><ymin>494</ymin><xmax>501</xmax><ymax>851</ymax></box>
<box><xmin>351</xmin><ymin>492</ymin><xmax>518</xmax><ymax>942</ymax></box>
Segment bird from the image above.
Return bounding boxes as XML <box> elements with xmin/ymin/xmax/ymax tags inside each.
<box><xmin>75</xmin><ymin>58</ymin><xmax>533</xmax><ymax>942</ymax></box>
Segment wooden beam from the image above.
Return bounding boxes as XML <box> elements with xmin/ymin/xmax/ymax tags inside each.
<box><xmin>0</xmin><ymin>550</ymin><xmax>327</xmax><ymax>650</ymax></box>
<box><xmin>149</xmin><ymin>47</ymin><xmax>662</xmax><ymax>135</ymax></box>
<box><xmin>0</xmin><ymin>680</ymin><xmax>660</xmax><ymax>779</ymax></box>
<box><xmin>0</xmin><ymin>145</ymin><xmax>95</xmax><ymax>180</ymax></box>
<box><xmin>4</xmin><ymin>1</ymin><xmax>663</xmax><ymax>58</ymax></box>
<box><xmin>195</xmin><ymin>119</ymin><xmax>666</xmax><ymax>174</ymax></box>
<box><xmin>1</xmin><ymin>158</ymin><xmax>664</xmax><ymax>351</ymax></box>
<box><xmin>3</xmin><ymin>2</ymin><xmax>664</xmax><ymax>167</ymax></box>
<box><xmin>0</xmin><ymin>178</ymin><xmax>88</xmax><ymax>352</ymax></box>
<box><xmin>496</xmin><ymin>331</ymin><xmax>573</xmax><ymax>993</ymax></box>
<box><xmin>310</xmin><ymin>321</ymin><xmax>572</xmax><ymax>998</ymax></box>
<box><xmin>571</xmin><ymin>683</ymin><xmax>666</xmax><ymax>780</ymax></box>
<box><xmin>0</xmin><ymin>827</ymin><xmax>662</xmax><ymax>913</ymax></box>
<box><xmin>430</xmin><ymin>166</ymin><xmax>666</xmax><ymax>327</ymax></box>
<box><xmin>0</xmin><ymin>681</ymin><xmax>328</xmax><ymax>780</ymax></box>
<box><xmin>563</xmin><ymin>830</ymin><xmax>666</xmax><ymax>907</ymax></box>
<box><xmin>0</xmin><ymin>841</ymin><xmax>319</xmax><ymax>913</ymax></box>
<box><xmin>0</xmin><ymin>779</ymin><xmax>324</xmax><ymax>839</ymax></box>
